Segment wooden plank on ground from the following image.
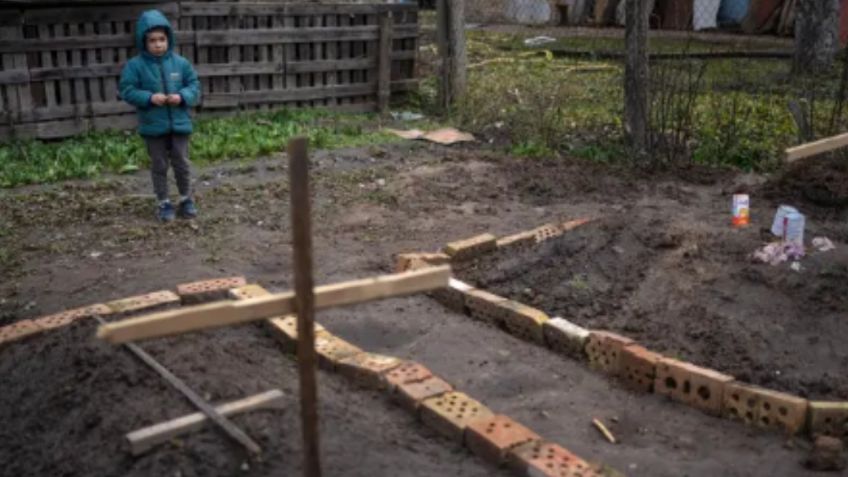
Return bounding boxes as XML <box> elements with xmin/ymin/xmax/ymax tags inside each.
<box><xmin>97</xmin><ymin>265</ymin><xmax>451</xmax><ymax>344</ymax></box>
<box><xmin>126</xmin><ymin>389</ymin><xmax>285</xmax><ymax>455</ymax></box>
<box><xmin>93</xmin><ymin>314</ymin><xmax>262</xmax><ymax>455</ymax></box>
<box><xmin>785</xmin><ymin>132</ymin><xmax>848</xmax><ymax>162</ymax></box>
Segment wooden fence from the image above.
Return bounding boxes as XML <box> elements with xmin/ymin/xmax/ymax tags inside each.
<box><xmin>0</xmin><ymin>1</ymin><xmax>419</xmax><ymax>140</ymax></box>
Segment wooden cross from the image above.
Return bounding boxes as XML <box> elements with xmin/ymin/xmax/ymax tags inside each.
<box><xmin>96</xmin><ymin>138</ymin><xmax>450</xmax><ymax>477</ymax></box>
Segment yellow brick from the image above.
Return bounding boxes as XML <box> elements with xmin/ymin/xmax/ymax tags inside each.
<box><xmin>443</xmin><ymin>233</ymin><xmax>497</xmax><ymax>261</ymax></box>
<box><xmin>420</xmin><ymin>391</ymin><xmax>494</xmax><ymax>444</ymax></box>
<box><xmin>314</xmin><ymin>333</ymin><xmax>363</xmax><ymax>370</ymax></box>
<box><xmin>336</xmin><ymin>352</ymin><xmax>403</xmax><ymax>389</ymax></box>
<box><xmin>395</xmin><ymin>252</ymin><xmax>451</xmax><ymax>272</ymax></box>
<box><xmin>265</xmin><ymin>316</ymin><xmax>327</xmax><ymax>354</ymax></box>
<box><xmin>228</xmin><ymin>284</ymin><xmax>271</xmax><ymax>300</ymax></box>
<box><xmin>106</xmin><ymin>290</ymin><xmax>180</xmax><ymax>318</ymax></box>
<box><xmin>809</xmin><ymin>401</ymin><xmax>848</xmax><ymax>439</ymax></box>
<box><xmin>498</xmin><ymin>300</ymin><xmax>548</xmax><ymax>344</ymax></box>
<box><xmin>464</xmin><ymin>289</ymin><xmax>508</xmax><ymax>325</ymax></box>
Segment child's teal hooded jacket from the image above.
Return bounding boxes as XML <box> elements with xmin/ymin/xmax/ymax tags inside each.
<box><xmin>119</xmin><ymin>10</ymin><xmax>200</xmax><ymax>137</ymax></box>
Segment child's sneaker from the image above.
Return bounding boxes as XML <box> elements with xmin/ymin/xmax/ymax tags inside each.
<box><xmin>158</xmin><ymin>201</ymin><xmax>175</xmax><ymax>223</ymax></box>
<box><xmin>177</xmin><ymin>197</ymin><xmax>197</xmax><ymax>219</ymax></box>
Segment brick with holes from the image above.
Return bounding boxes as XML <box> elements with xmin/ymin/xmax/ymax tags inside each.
<box><xmin>443</xmin><ymin>233</ymin><xmax>497</xmax><ymax>261</ymax></box>
<box><xmin>753</xmin><ymin>387</ymin><xmax>808</xmax><ymax>434</ymax></box>
<box><xmin>383</xmin><ymin>361</ymin><xmax>434</xmax><ymax>390</ymax></box>
<box><xmin>654</xmin><ymin>357</ymin><xmax>733</xmax><ymax>416</ymax></box>
<box><xmin>809</xmin><ymin>401</ymin><xmax>848</xmax><ymax>440</ymax></box>
<box><xmin>584</xmin><ymin>331</ymin><xmax>634</xmax><ymax>376</ymax></box>
<box><xmin>336</xmin><ymin>352</ymin><xmax>403</xmax><ymax>389</ymax></box>
<box><xmin>419</xmin><ymin>391</ymin><xmax>494</xmax><ymax>444</ymax></box>
<box><xmin>395</xmin><ymin>376</ymin><xmax>454</xmax><ymax>411</ymax></box>
<box><xmin>177</xmin><ymin>276</ymin><xmax>247</xmax><ymax>304</ymax></box>
<box><xmin>0</xmin><ymin>319</ymin><xmax>43</xmax><ymax>346</ymax></box>
<box><xmin>228</xmin><ymin>284</ymin><xmax>271</xmax><ymax>300</ymax></box>
<box><xmin>464</xmin><ymin>289</ymin><xmax>508</xmax><ymax>325</ymax></box>
<box><xmin>430</xmin><ymin>278</ymin><xmax>474</xmax><ymax>314</ymax></box>
<box><xmin>496</xmin><ymin>231</ymin><xmax>536</xmax><ymax>251</ymax></box>
<box><xmin>314</xmin><ymin>333</ymin><xmax>362</xmax><ymax>370</ymax></box>
<box><xmin>498</xmin><ymin>300</ymin><xmax>548</xmax><ymax>344</ymax></box>
<box><xmin>722</xmin><ymin>381</ymin><xmax>762</xmax><ymax>426</ymax></box>
<box><xmin>265</xmin><ymin>316</ymin><xmax>327</xmax><ymax>354</ymax></box>
<box><xmin>394</xmin><ymin>252</ymin><xmax>451</xmax><ymax>273</ymax></box>
<box><xmin>618</xmin><ymin>344</ymin><xmax>663</xmax><ymax>393</ymax></box>
<box><xmin>543</xmin><ymin>317</ymin><xmax>590</xmax><ymax>359</ymax></box>
<box><xmin>32</xmin><ymin>304</ymin><xmax>112</xmax><ymax>331</ymax></box>
<box><xmin>465</xmin><ymin>415</ymin><xmax>540</xmax><ymax>466</ymax></box>
<box><xmin>507</xmin><ymin>440</ymin><xmax>603</xmax><ymax>477</ymax></box>
<box><xmin>106</xmin><ymin>290</ymin><xmax>180</xmax><ymax>319</ymax></box>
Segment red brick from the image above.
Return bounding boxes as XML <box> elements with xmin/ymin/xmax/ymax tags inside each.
<box><xmin>654</xmin><ymin>357</ymin><xmax>733</xmax><ymax>416</ymax></box>
<box><xmin>0</xmin><ymin>319</ymin><xmax>43</xmax><ymax>346</ymax></box>
<box><xmin>106</xmin><ymin>290</ymin><xmax>180</xmax><ymax>318</ymax></box>
<box><xmin>32</xmin><ymin>304</ymin><xmax>111</xmax><ymax>331</ymax></box>
<box><xmin>618</xmin><ymin>344</ymin><xmax>663</xmax><ymax>393</ymax></box>
<box><xmin>395</xmin><ymin>376</ymin><xmax>454</xmax><ymax>411</ymax></box>
<box><xmin>419</xmin><ymin>391</ymin><xmax>494</xmax><ymax>444</ymax></box>
<box><xmin>336</xmin><ymin>352</ymin><xmax>403</xmax><ymax>389</ymax></box>
<box><xmin>177</xmin><ymin>276</ymin><xmax>247</xmax><ymax>304</ymax></box>
<box><xmin>584</xmin><ymin>331</ymin><xmax>634</xmax><ymax>376</ymax></box>
<box><xmin>228</xmin><ymin>284</ymin><xmax>270</xmax><ymax>300</ymax></box>
<box><xmin>507</xmin><ymin>441</ymin><xmax>603</xmax><ymax>477</ymax></box>
<box><xmin>443</xmin><ymin>233</ymin><xmax>497</xmax><ymax>261</ymax></box>
<box><xmin>809</xmin><ymin>401</ymin><xmax>848</xmax><ymax>440</ymax></box>
<box><xmin>465</xmin><ymin>415</ymin><xmax>540</xmax><ymax>465</ymax></box>
<box><xmin>383</xmin><ymin>361</ymin><xmax>434</xmax><ymax>390</ymax></box>
<box><xmin>723</xmin><ymin>382</ymin><xmax>808</xmax><ymax>434</ymax></box>
<box><xmin>532</xmin><ymin>218</ymin><xmax>593</xmax><ymax>244</ymax></box>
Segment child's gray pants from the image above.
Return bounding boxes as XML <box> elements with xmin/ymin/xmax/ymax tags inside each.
<box><xmin>144</xmin><ymin>134</ymin><xmax>191</xmax><ymax>202</ymax></box>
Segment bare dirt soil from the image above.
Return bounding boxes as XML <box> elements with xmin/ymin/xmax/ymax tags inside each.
<box><xmin>1</xmin><ymin>141</ymin><xmax>844</xmax><ymax>476</ymax></box>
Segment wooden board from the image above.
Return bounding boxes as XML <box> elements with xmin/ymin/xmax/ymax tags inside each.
<box><xmin>785</xmin><ymin>132</ymin><xmax>848</xmax><ymax>162</ymax></box>
<box><xmin>97</xmin><ymin>266</ymin><xmax>451</xmax><ymax>344</ymax></box>
<box><xmin>126</xmin><ymin>389</ymin><xmax>284</xmax><ymax>455</ymax></box>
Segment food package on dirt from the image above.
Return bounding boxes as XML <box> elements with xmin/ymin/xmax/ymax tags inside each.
<box><xmin>731</xmin><ymin>194</ymin><xmax>750</xmax><ymax>227</ymax></box>
<box><xmin>752</xmin><ymin>241</ymin><xmax>805</xmax><ymax>266</ymax></box>
<box><xmin>770</xmin><ymin>205</ymin><xmax>805</xmax><ymax>245</ymax></box>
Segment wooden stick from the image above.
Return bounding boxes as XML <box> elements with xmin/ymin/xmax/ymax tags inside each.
<box><xmin>126</xmin><ymin>389</ymin><xmax>285</xmax><ymax>456</ymax></box>
<box><xmin>96</xmin><ymin>265</ymin><xmax>451</xmax><ymax>344</ymax></box>
<box><xmin>785</xmin><ymin>131</ymin><xmax>848</xmax><ymax>162</ymax></box>
<box><xmin>592</xmin><ymin>418</ymin><xmax>617</xmax><ymax>444</ymax></box>
<box><xmin>289</xmin><ymin>137</ymin><xmax>322</xmax><ymax>477</ymax></box>
<box><xmin>93</xmin><ymin>315</ymin><xmax>262</xmax><ymax>455</ymax></box>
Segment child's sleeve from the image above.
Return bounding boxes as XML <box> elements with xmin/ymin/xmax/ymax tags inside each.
<box><xmin>119</xmin><ymin>61</ymin><xmax>153</xmax><ymax>109</ymax></box>
<box><xmin>178</xmin><ymin>60</ymin><xmax>201</xmax><ymax>107</ymax></box>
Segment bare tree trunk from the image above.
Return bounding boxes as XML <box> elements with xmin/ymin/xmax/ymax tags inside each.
<box><xmin>625</xmin><ymin>0</ymin><xmax>650</xmax><ymax>154</ymax></box>
<box><xmin>437</xmin><ymin>0</ymin><xmax>467</xmax><ymax>111</ymax></box>
<box><xmin>794</xmin><ymin>0</ymin><xmax>840</xmax><ymax>75</ymax></box>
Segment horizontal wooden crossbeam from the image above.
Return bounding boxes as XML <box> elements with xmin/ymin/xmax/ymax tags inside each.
<box><xmin>97</xmin><ymin>266</ymin><xmax>451</xmax><ymax>344</ymax></box>
<box><xmin>785</xmin><ymin>132</ymin><xmax>848</xmax><ymax>163</ymax></box>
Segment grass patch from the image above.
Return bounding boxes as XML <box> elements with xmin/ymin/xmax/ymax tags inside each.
<box><xmin>0</xmin><ymin>108</ymin><xmax>401</xmax><ymax>188</ymax></box>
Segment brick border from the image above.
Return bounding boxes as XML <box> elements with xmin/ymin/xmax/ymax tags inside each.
<box><xmin>231</xmin><ymin>284</ymin><xmax>620</xmax><ymax>477</ymax></box>
<box><xmin>397</xmin><ymin>218</ymin><xmax>848</xmax><ymax>443</ymax></box>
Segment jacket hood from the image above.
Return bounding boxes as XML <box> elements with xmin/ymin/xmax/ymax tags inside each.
<box><xmin>135</xmin><ymin>10</ymin><xmax>175</xmax><ymax>58</ymax></box>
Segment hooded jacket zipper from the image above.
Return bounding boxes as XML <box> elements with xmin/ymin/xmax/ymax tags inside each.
<box><xmin>157</xmin><ymin>57</ymin><xmax>174</xmax><ymax>132</ymax></box>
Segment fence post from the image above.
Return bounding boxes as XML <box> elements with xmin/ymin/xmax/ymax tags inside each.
<box><xmin>436</xmin><ymin>0</ymin><xmax>467</xmax><ymax>111</ymax></box>
<box><xmin>624</xmin><ymin>0</ymin><xmax>649</xmax><ymax>155</ymax></box>
<box><xmin>377</xmin><ymin>11</ymin><xmax>393</xmax><ymax>115</ymax></box>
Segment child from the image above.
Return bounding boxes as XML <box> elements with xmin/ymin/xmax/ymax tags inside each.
<box><xmin>119</xmin><ymin>10</ymin><xmax>201</xmax><ymax>222</ymax></box>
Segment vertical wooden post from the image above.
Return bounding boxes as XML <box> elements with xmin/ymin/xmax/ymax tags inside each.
<box><xmin>377</xmin><ymin>11</ymin><xmax>393</xmax><ymax>115</ymax></box>
<box><xmin>624</xmin><ymin>0</ymin><xmax>649</xmax><ymax>155</ymax></box>
<box><xmin>288</xmin><ymin>137</ymin><xmax>322</xmax><ymax>477</ymax></box>
<box><xmin>436</xmin><ymin>0</ymin><xmax>466</xmax><ymax>112</ymax></box>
